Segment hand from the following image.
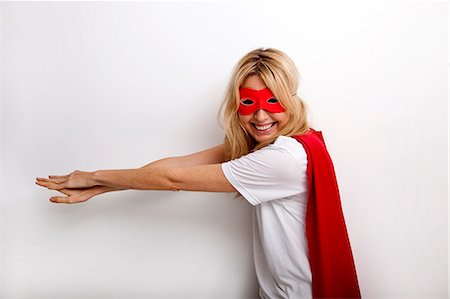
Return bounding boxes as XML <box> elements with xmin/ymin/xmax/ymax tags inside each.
<box><xmin>35</xmin><ymin>170</ymin><xmax>97</xmax><ymax>190</ymax></box>
<box><xmin>47</xmin><ymin>187</ymin><xmax>96</xmax><ymax>204</ymax></box>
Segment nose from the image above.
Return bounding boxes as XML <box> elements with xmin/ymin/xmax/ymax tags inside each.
<box><xmin>253</xmin><ymin>108</ymin><xmax>271</xmax><ymax>122</ymax></box>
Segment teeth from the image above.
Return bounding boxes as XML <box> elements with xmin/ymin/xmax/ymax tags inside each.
<box><xmin>255</xmin><ymin>123</ymin><xmax>274</xmax><ymax>131</ymax></box>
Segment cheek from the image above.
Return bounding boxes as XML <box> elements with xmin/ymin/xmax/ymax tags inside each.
<box><xmin>275</xmin><ymin>113</ymin><xmax>290</xmax><ymax>126</ymax></box>
<box><xmin>238</xmin><ymin>114</ymin><xmax>252</xmax><ymax>126</ymax></box>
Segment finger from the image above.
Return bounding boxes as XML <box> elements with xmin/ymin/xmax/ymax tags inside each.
<box><xmin>35</xmin><ymin>180</ymin><xmax>49</xmax><ymax>187</ymax></box>
<box><xmin>50</xmin><ymin>195</ymin><xmax>87</xmax><ymax>204</ymax></box>
<box><xmin>35</xmin><ymin>180</ymin><xmax>65</xmax><ymax>190</ymax></box>
<box><xmin>50</xmin><ymin>196</ymin><xmax>70</xmax><ymax>204</ymax></box>
<box><xmin>36</xmin><ymin>177</ymin><xmax>68</xmax><ymax>184</ymax></box>
<box><xmin>49</xmin><ymin>175</ymin><xmax>70</xmax><ymax>179</ymax></box>
<box><xmin>52</xmin><ymin>178</ymin><xmax>68</xmax><ymax>184</ymax></box>
<box><xmin>50</xmin><ymin>183</ymin><xmax>66</xmax><ymax>190</ymax></box>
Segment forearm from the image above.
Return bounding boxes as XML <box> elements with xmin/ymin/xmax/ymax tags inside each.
<box><xmin>93</xmin><ymin>168</ymin><xmax>176</xmax><ymax>191</ymax></box>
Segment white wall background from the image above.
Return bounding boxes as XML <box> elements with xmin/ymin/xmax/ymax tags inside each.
<box><xmin>1</xmin><ymin>1</ymin><xmax>448</xmax><ymax>298</ymax></box>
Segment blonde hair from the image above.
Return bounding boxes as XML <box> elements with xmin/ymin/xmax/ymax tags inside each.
<box><xmin>217</xmin><ymin>48</ymin><xmax>311</xmax><ymax>161</ymax></box>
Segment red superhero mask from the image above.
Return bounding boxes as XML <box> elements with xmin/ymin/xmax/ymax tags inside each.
<box><xmin>238</xmin><ymin>88</ymin><xmax>286</xmax><ymax>115</ymax></box>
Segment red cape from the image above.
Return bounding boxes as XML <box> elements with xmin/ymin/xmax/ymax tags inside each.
<box><xmin>292</xmin><ymin>129</ymin><xmax>361</xmax><ymax>299</ymax></box>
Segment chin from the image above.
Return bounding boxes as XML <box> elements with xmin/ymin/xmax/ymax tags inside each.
<box><xmin>253</xmin><ymin>133</ymin><xmax>278</xmax><ymax>144</ymax></box>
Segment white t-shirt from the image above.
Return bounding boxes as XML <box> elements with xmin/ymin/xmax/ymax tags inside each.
<box><xmin>221</xmin><ymin>136</ymin><xmax>312</xmax><ymax>299</ymax></box>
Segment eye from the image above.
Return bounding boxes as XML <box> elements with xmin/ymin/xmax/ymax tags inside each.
<box><xmin>267</xmin><ymin>98</ymin><xmax>279</xmax><ymax>104</ymax></box>
<box><xmin>240</xmin><ymin>99</ymin><xmax>255</xmax><ymax>106</ymax></box>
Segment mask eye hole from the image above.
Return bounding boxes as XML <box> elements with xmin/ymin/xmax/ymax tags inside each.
<box><xmin>240</xmin><ymin>99</ymin><xmax>255</xmax><ymax>106</ymax></box>
<box><xmin>267</xmin><ymin>98</ymin><xmax>279</xmax><ymax>104</ymax></box>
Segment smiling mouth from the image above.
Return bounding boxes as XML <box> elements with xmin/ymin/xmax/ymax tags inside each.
<box><xmin>252</xmin><ymin>122</ymin><xmax>276</xmax><ymax>132</ymax></box>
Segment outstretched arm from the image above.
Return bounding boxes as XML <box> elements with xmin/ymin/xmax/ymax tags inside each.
<box><xmin>36</xmin><ymin>143</ymin><xmax>235</xmax><ymax>203</ymax></box>
<box><xmin>92</xmin><ymin>143</ymin><xmax>233</xmax><ymax>191</ymax></box>
<box><xmin>90</xmin><ymin>143</ymin><xmax>227</xmax><ymax>193</ymax></box>
<box><xmin>92</xmin><ymin>163</ymin><xmax>235</xmax><ymax>192</ymax></box>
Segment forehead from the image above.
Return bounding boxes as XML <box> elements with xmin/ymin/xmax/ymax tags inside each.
<box><xmin>241</xmin><ymin>75</ymin><xmax>267</xmax><ymax>90</ymax></box>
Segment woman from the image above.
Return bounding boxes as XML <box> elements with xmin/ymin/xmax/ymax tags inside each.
<box><xmin>36</xmin><ymin>48</ymin><xmax>361</xmax><ymax>299</ymax></box>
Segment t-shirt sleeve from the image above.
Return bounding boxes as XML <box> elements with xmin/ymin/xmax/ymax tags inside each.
<box><xmin>221</xmin><ymin>144</ymin><xmax>307</xmax><ymax>206</ymax></box>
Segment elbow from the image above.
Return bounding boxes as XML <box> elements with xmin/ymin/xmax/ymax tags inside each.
<box><xmin>139</xmin><ymin>167</ymin><xmax>181</xmax><ymax>191</ymax></box>
<box><xmin>168</xmin><ymin>179</ymin><xmax>181</xmax><ymax>192</ymax></box>
<box><xmin>165</xmin><ymin>169</ymin><xmax>182</xmax><ymax>191</ymax></box>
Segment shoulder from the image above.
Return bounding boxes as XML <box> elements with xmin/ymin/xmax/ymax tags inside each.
<box><xmin>224</xmin><ymin>135</ymin><xmax>307</xmax><ymax>175</ymax></box>
<box><xmin>221</xmin><ymin>136</ymin><xmax>309</xmax><ymax>205</ymax></box>
<box><xmin>264</xmin><ymin>135</ymin><xmax>307</xmax><ymax>163</ymax></box>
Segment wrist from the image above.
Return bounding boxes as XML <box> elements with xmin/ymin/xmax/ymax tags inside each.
<box><xmin>92</xmin><ymin>170</ymin><xmax>103</xmax><ymax>186</ymax></box>
<box><xmin>91</xmin><ymin>169</ymin><xmax>135</xmax><ymax>190</ymax></box>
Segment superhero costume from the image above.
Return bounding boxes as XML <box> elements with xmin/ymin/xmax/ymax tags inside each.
<box><xmin>238</xmin><ymin>87</ymin><xmax>361</xmax><ymax>297</ymax></box>
<box><xmin>292</xmin><ymin>129</ymin><xmax>361</xmax><ymax>299</ymax></box>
